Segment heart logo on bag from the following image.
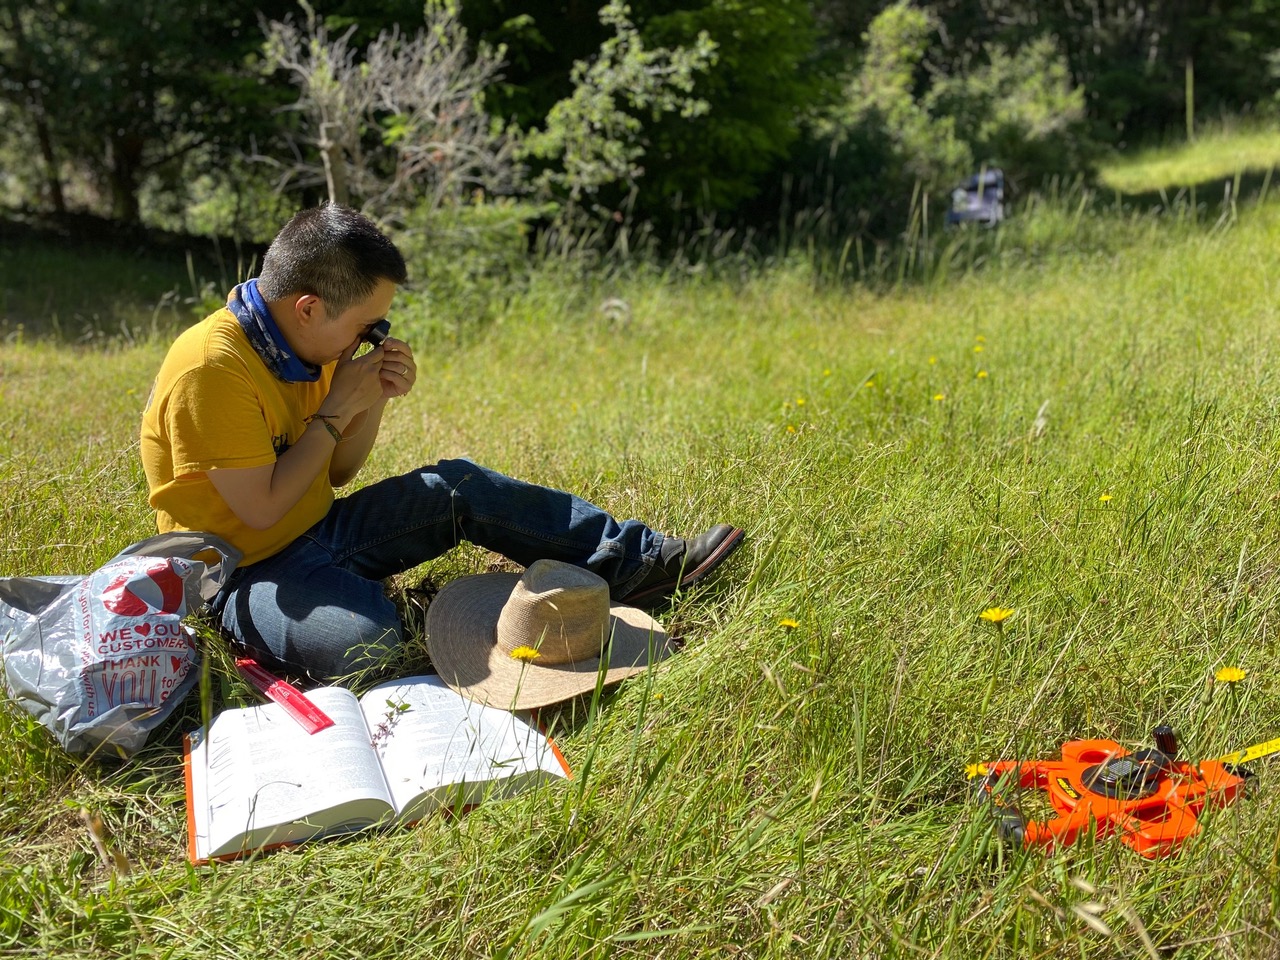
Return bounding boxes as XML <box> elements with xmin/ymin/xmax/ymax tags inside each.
<box><xmin>171</xmin><ymin>655</ymin><xmax>185</xmax><ymax>673</ymax></box>
<box><xmin>134</xmin><ymin>622</ymin><xmax>152</xmax><ymax>637</ymax></box>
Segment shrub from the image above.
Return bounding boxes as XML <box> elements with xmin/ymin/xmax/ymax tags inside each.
<box><xmin>392</xmin><ymin>196</ymin><xmax>550</xmax><ymax>343</ymax></box>
<box><xmin>807</xmin><ymin>0</ymin><xmax>1097</xmax><ymax>241</ymax></box>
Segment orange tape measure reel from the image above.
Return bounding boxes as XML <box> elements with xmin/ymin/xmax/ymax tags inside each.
<box><xmin>970</xmin><ymin>726</ymin><xmax>1248</xmax><ymax>859</ymax></box>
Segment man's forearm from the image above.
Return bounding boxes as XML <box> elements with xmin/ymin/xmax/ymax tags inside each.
<box><xmin>208</xmin><ymin>417</ymin><xmax>343</xmax><ymax>530</ymax></box>
<box><xmin>330</xmin><ymin>398</ymin><xmax>387</xmax><ymax>486</ymax></box>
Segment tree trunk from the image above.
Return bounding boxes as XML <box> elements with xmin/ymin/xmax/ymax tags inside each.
<box><xmin>4</xmin><ymin>5</ymin><xmax>65</xmax><ymax>213</ymax></box>
<box><xmin>33</xmin><ymin>109</ymin><xmax>65</xmax><ymax>213</ymax></box>
<box><xmin>107</xmin><ymin>133</ymin><xmax>144</xmax><ymax>222</ymax></box>
<box><xmin>320</xmin><ymin>121</ymin><xmax>349</xmax><ymax>206</ymax></box>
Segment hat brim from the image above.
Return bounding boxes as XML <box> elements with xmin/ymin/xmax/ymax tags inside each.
<box><xmin>425</xmin><ymin>573</ymin><xmax>670</xmax><ymax>709</ymax></box>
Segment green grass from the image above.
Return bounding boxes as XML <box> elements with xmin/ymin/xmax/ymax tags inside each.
<box><xmin>1100</xmin><ymin>121</ymin><xmax>1280</xmax><ymax>195</ymax></box>
<box><xmin>6</xmin><ymin>160</ymin><xmax>1280</xmax><ymax>957</ymax></box>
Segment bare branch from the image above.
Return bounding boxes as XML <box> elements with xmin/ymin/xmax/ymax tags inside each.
<box><xmin>255</xmin><ymin>3</ymin><xmax>518</xmax><ymax>221</ymax></box>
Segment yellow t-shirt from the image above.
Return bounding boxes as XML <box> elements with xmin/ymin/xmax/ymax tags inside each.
<box><xmin>140</xmin><ymin>308</ymin><xmax>336</xmax><ymax>566</ymax></box>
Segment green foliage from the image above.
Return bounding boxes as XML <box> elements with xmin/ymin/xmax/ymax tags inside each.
<box><xmin>320</xmin><ymin>0</ymin><xmax>426</xmax><ymax>45</ymax></box>
<box><xmin>520</xmin><ymin>1</ymin><xmax>718</xmax><ymax>203</ymax></box>
<box><xmin>802</xmin><ymin>0</ymin><xmax>1093</xmax><ymax>241</ymax></box>
<box><xmin>391</xmin><ymin>196</ymin><xmax>552</xmax><ymax>343</ymax></box>
<box><xmin>465</xmin><ymin>0</ymin><xmax>824</xmax><ymax>222</ymax></box>
<box><xmin>259</xmin><ymin>2</ymin><xmax>517</xmax><ymax>223</ymax></box>
<box><xmin>458</xmin><ymin>0</ymin><xmax>609</xmax><ymax>129</ymax></box>
<box><xmin>637</xmin><ymin>0</ymin><xmax>824</xmax><ymax>212</ymax></box>
<box><xmin>0</xmin><ymin>0</ymin><xmax>295</xmax><ymax>222</ymax></box>
<box><xmin>928</xmin><ymin>0</ymin><xmax>1280</xmax><ymax>147</ymax></box>
<box><xmin>0</xmin><ymin>102</ymin><xmax>43</xmax><ymax>208</ymax></box>
<box><xmin>822</xmin><ymin>1</ymin><xmax>971</xmax><ymax>186</ymax></box>
<box><xmin>139</xmin><ymin>160</ymin><xmax>298</xmax><ymax>247</ymax></box>
<box><xmin>926</xmin><ymin>36</ymin><xmax>1094</xmax><ymax>187</ymax></box>
<box><xmin>794</xmin><ymin>2</ymin><xmax>969</xmax><ymax>243</ymax></box>
<box><xmin>2</xmin><ymin>0</ymin><xmax>1278</xmax><ymax>255</ymax></box>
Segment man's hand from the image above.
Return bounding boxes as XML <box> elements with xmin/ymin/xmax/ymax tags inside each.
<box><xmin>377</xmin><ymin>337</ymin><xmax>416</xmax><ymax>399</ymax></box>
<box><xmin>320</xmin><ymin>342</ymin><xmax>388</xmax><ymax>427</ymax></box>
<box><xmin>327</xmin><ymin>337</ymin><xmax>413</xmax><ymax>486</ymax></box>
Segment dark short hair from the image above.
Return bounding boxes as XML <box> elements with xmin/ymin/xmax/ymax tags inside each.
<box><xmin>257</xmin><ymin>204</ymin><xmax>408</xmax><ymax>315</ymax></box>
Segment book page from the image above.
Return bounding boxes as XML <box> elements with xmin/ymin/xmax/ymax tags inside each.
<box><xmin>188</xmin><ymin>686</ymin><xmax>395</xmax><ymax>861</ymax></box>
<box><xmin>360</xmin><ymin>676</ymin><xmax>569</xmax><ymax>820</ymax></box>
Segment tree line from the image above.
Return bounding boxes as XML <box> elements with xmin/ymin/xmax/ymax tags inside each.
<box><xmin>1</xmin><ymin>0</ymin><xmax>1276</xmax><ymax>245</ymax></box>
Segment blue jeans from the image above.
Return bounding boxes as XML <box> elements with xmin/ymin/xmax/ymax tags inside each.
<box><xmin>210</xmin><ymin>458</ymin><xmax>664</xmax><ymax>680</ymax></box>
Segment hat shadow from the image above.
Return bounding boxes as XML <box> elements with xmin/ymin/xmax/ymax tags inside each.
<box><xmin>530</xmin><ymin>623</ymin><xmax>684</xmax><ymax>739</ymax></box>
<box><xmin>531</xmin><ymin>683</ymin><xmax>633</xmax><ymax>740</ymax></box>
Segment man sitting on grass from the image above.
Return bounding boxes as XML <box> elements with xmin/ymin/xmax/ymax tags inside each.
<box><xmin>139</xmin><ymin>203</ymin><xmax>743</xmax><ymax>680</ymax></box>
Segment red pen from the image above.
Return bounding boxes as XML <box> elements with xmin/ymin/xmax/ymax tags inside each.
<box><xmin>234</xmin><ymin>658</ymin><xmax>335</xmax><ymax>734</ymax></box>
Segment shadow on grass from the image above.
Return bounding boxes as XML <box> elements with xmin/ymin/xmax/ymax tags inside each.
<box><xmin>0</xmin><ymin>210</ymin><xmax>268</xmax><ymax>343</ymax></box>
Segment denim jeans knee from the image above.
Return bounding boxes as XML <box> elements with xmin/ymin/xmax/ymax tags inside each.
<box><xmin>213</xmin><ymin>540</ymin><xmax>404</xmax><ymax>682</ymax></box>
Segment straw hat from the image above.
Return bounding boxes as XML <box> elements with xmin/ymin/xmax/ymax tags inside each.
<box><xmin>425</xmin><ymin>560</ymin><xmax>670</xmax><ymax>709</ymax></box>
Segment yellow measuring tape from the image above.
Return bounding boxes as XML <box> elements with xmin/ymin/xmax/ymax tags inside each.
<box><xmin>1215</xmin><ymin>736</ymin><xmax>1280</xmax><ymax>766</ymax></box>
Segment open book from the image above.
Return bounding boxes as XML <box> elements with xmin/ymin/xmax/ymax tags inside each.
<box><xmin>184</xmin><ymin>675</ymin><xmax>570</xmax><ymax>863</ymax></box>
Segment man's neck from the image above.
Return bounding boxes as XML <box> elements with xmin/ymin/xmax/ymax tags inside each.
<box><xmin>265</xmin><ymin>295</ymin><xmax>305</xmax><ymax>355</ymax></box>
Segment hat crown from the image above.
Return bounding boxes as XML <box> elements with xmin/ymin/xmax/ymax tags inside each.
<box><xmin>496</xmin><ymin>560</ymin><xmax>612</xmax><ymax>665</ymax></box>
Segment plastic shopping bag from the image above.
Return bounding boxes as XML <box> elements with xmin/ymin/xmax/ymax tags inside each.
<box><xmin>0</xmin><ymin>532</ymin><xmax>241</xmax><ymax>756</ymax></box>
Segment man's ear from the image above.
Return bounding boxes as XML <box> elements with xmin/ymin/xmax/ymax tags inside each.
<box><xmin>294</xmin><ymin>294</ymin><xmax>324</xmax><ymax>328</ymax></box>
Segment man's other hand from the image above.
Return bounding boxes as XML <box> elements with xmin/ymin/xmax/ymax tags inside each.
<box><xmin>378</xmin><ymin>337</ymin><xmax>417</xmax><ymax>399</ymax></box>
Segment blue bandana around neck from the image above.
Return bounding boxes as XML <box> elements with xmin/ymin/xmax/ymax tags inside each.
<box><xmin>227</xmin><ymin>278</ymin><xmax>321</xmax><ymax>383</ymax></box>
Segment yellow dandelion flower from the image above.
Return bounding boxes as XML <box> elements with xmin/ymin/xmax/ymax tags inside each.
<box><xmin>973</xmin><ymin>345</ymin><xmax>984</xmax><ymax>353</ymax></box>
<box><xmin>865</xmin><ymin>380</ymin><xmax>875</xmax><ymax>389</ymax></box>
<box><xmin>977</xmin><ymin>370</ymin><xmax>989</xmax><ymax>379</ymax></box>
<box><xmin>1215</xmin><ymin>666</ymin><xmax>1246</xmax><ymax>684</ymax></box>
<box><xmin>979</xmin><ymin>607</ymin><xmax>1015</xmax><ymax>624</ymax></box>
<box><xmin>509</xmin><ymin>645</ymin><xmax>542</xmax><ymax>662</ymax></box>
<box><xmin>928</xmin><ymin>356</ymin><xmax>938</xmax><ymax>365</ymax></box>
<box><xmin>786</xmin><ymin>424</ymin><xmax>797</xmax><ymax>434</ymax></box>
<box><xmin>976</xmin><ymin>335</ymin><xmax>986</xmax><ymax>343</ymax></box>
<box><xmin>964</xmin><ymin>763</ymin><xmax>989</xmax><ymax>780</ymax></box>
<box><xmin>823</xmin><ymin>368</ymin><xmax>832</xmax><ymax>376</ymax></box>
<box><xmin>933</xmin><ymin>393</ymin><xmax>946</xmax><ymax>401</ymax></box>
<box><xmin>796</xmin><ymin>397</ymin><xmax>806</xmax><ymax>406</ymax></box>
<box><xmin>1099</xmin><ymin>493</ymin><xmax>1113</xmax><ymax>502</ymax></box>
<box><xmin>778</xmin><ymin>617</ymin><xmax>799</xmax><ymax>629</ymax></box>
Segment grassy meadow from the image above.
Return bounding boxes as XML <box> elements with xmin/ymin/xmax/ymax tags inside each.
<box><xmin>1100</xmin><ymin>120</ymin><xmax>1280</xmax><ymax>197</ymax></box>
<box><xmin>4</xmin><ymin>139</ymin><xmax>1280</xmax><ymax>957</ymax></box>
